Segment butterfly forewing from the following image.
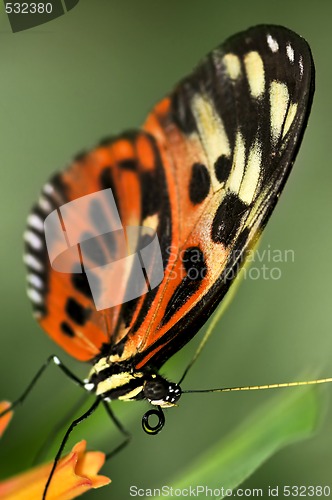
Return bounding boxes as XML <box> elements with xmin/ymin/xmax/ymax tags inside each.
<box><xmin>24</xmin><ymin>25</ymin><xmax>314</xmax><ymax>369</ymax></box>
<box><xmin>133</xmin><ymin>25</ymin><xmax>314</xmax><ymax>368</ymax></box>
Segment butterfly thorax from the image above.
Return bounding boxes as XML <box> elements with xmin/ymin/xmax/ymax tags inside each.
<box><xmin>85</xmin><ymin>355</ymin><xmax>181</xmax><ymax>408</ymax></box>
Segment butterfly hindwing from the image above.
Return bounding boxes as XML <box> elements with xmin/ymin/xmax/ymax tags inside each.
<box><xmin>25</xmin><ymin>132</ymin><xmax>168</xmax><ymax>360</ymax></box>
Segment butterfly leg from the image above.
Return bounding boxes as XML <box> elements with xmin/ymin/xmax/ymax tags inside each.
<box><xmin>0</xmin><ymin>354</ymin><xmax>84</xmax><ymax>420</ymax></box>
<box><xmin>43</xmin><ymin>397</ymin><xmax>130</xmax><ymax>498</ymax></box>
<box><xmin>102</xmin><ymin>400</ymin><xmax>132</xmax><ymax>459</ymax></box>
<box><xmin>43</xmin><ymin>397</ymin><xmax>101</xmax><ymax>500</ymax></box>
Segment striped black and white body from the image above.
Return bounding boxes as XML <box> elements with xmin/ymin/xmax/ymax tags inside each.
<box><xmin>85</xmin><ymin>355</ymin><xmax>181</xmax><ymax>407</ymax></box>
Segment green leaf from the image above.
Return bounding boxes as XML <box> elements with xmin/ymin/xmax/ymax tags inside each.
<box><xmin>163</xmin><ymin>386</ymin><xmax>320</xmax><ymax>497</ymax></box>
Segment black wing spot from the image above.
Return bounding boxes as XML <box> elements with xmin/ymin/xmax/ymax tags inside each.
<box><xmin>161</xmin><ymin>246</ymin><xmax>207</xmax><ymax>325</ymax></box>
<box><xmin>189</xmin><ymin>163</ymin><xmax>211</xmax><ymax>204</ymax></box>
<box><xmin>99</xmin><ymin>167</ymin><xmax>120</xmax><ymax>212</ymax></box>
<box><xmin>71</xmin><ymin>273</ymin><xmax>93</xmax><ymax>299</ymax></box>
<box><xmin>80</xmin><ymin>232</ymin><xmax>107</xmax><ymax>266</ymax></box>
<box><xmin>118</xmin><ymin>159</ymin><xmax>137</xmax><ymax>171</ymax></box>
<box><xmin>89</xmin><ymin>198</ymin><xmax>110</xmax><ymax>234</ymax></box>
<box><xmin>211</xmin><ymin>193</ymin><xmax>248</xmax><ymax>246</ymax></box>
<box><xmin>214</xmin><ymin>155</ymin><xmax>232</xmax><ymax>183</ymax></box>
<box><xmin>100</xmin><ymin>167</ymin><xmax>113</xmax><ymax>190</ymax></box>
<box><xmin>141</xmin><ymin>171</ymin><xmax>160</xmax><ymax>219</ymax></box>
<box><xmin>183</xmin><ymin>246</ymin><xmax>207</xmax><ymax>280</ymax></box>
<box><xmin>65</xmin><ymin>297</ymin><xmax>90</xmax><ymax>326</ymax></box>
<box><xmin>60</xmin><ymin>321</ymin><xmax>75</xmax><ymax>338</ymax></box>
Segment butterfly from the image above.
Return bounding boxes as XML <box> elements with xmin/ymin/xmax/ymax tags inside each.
<box><xmin>17</xmin><ymin>23</ymin><xmax>316</xmax><ymax>497</ymax></box>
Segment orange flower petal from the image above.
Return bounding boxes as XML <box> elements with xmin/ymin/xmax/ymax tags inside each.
<box><xmin>0</xmin><ymin>440</ymin><xmax>111</xmax><ymax>500</ymax></box>
<box><xmin>0</xmin><ymin>401</ymin><xmax>13</xmax><ymax>438</ymax></box>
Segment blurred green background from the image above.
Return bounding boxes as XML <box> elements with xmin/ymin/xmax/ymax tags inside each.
<box><xmin>0</xmin><ymin>0</ymin><xmax>332</xmax><ymax>498</ymax></box>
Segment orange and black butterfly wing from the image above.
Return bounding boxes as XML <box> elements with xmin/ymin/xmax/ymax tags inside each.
<box><xmin>24</xmin><ymin>132</ymin><xmax>168</xmax><ymax>361</ymax></box>
<box><xmin>126</xmin><ymin>25</ymin><xmax>315</xmax><ymax>369</ymax></box>
<box><xmin>24</xmin><ymin>26</ymin><xmax>314</xmax><ymax>367</ymax></box>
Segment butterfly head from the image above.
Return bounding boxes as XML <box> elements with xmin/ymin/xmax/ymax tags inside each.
<box><xmin>141</xmin><ymin>374</ymin><xmax>181</xmax><ymax>435</ymax></box>
<box><xmin>143</xmin><ymin>374</ymin><xmax>182</xmax><ymax>408</ymax></box>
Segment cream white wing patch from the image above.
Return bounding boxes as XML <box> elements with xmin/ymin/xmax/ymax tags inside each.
<box><xmin>286</xmin><ymin>43</ymin><xmax>295</xmax><ymax>63</ymax></box>
<box><xmin>244</xmin><ymin>51</ymin><xmax>265</xmax><ymax>98</ymax></box>
<box><xmin>270</xmin><ymin>81</ymin><xmax>290</xmax><ymax>143</ymax></box>
<box><xmin>299</xmin><ymin>56</ymin><xmax>304</xmax><ymax>78</ymax></box>
<box><xmin>239</xmin><ymin>140</ymin><xmax>262</xmax><ymax>205</ymax></box>
<box><xmin>24</xmin><ymin>230</ymin><xmax>43</xmax><ymax>251</ymax></box>
<box><xmin>191</xmin><ymin>93</ymin><xmax>231</xmax><ymax>191</ymax></box>
<box><xmin>228</xmin><ymin>131</ymin><xmax>246</xmax><ymax>194</ymax></box>
<box><xmin>267</xmin><ymin>34</ymin><xmax>279</xmax><ymax>53</ymax></box>
<box><xmin>283</xmin><ymin>102</ymin><xmax>299</xmax><ymax>138</ymax></box>
<box><xmin>223</xmin><ymin>53</ymin><xmax>242</xmax><ymax>80</ymax></box>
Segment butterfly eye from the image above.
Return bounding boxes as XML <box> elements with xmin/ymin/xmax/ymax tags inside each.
<box><xmin>143</xmin><ymin>377</ymin><xmax>168</xmax><ymax>401</ymax></box>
